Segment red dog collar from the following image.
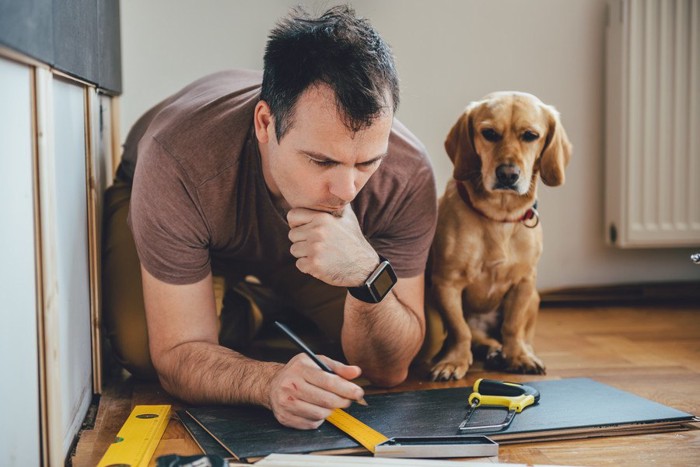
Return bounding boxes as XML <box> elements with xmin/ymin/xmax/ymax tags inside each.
<box><xmin>456</xmin><ymin>180</ymin><xmax>540</xmax><ymax>228</ymax></box>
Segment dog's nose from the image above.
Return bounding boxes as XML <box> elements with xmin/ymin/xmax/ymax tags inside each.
<box><xmin>496</xmin><ymin>164</ymin><xmax>520</xmax><ymax>187</ymax></box>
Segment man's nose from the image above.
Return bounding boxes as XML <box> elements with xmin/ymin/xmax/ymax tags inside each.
<box><xmin>329</xmin><ymin>168</ymin><xmax>358</xmax><ymax>202</ymax></box>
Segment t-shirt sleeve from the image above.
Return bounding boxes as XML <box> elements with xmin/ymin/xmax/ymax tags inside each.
<box><xmin>128</xmin><ymin>136</ymin><xmax>212</xmax><ymax>285</ymax></box>
<box><xmin>368</xmin><ymin>163</ymin><xmax>438</xmax><ymax>278</ymax></box>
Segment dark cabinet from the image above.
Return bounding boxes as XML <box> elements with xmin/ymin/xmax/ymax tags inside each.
<box><xmin>0</xmin><ymin>0</ymin><xmax>122</xmax><ymax>94</ymax></box>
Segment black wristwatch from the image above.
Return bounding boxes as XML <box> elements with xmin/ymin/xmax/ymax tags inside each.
<box><xmin>347</xmin><ymin>255</ymin><xmax>397</xmax><ymax>303</ymax></box>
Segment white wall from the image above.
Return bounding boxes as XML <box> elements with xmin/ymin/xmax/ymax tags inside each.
<box><xmin>120</xmin><ymin>0</ymin><xmax>700</xmax><ymax>290</ymax></box>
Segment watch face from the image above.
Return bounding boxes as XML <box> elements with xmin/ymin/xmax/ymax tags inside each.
<box><xmin>372</xmin><ymin>268</ymin><xmax>395</xmax><ymax>298</ymax></box>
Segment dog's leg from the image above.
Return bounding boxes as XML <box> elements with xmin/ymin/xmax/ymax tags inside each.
<box><xmin>468</xmin><ymin>312</ymin><xmax>506</xmax><ymax>370</ymax></box>
<box><xmin>413</xmin><ymin>298</ymin><xmax>448</xmax><ymax>366</ymax></box>
<box><xmin>429</xmin><ymin>283</ymin><xmax>474</xmax><ymax>381</ymax></box>
<box><xmin>524</xmin><ymin>294</ymin><xmax>539</xmax><ymax>347</ymax></box>
<box><xmin>500</xmin><ymin>281</ymin><xmax>546</xmax><ymax>374</ymax></box>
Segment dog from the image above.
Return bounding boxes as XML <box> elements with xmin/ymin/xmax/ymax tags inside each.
<box><xmin>428</xmin><ymin>91</ymin><xmax>572</xmax><ymax>381</ymax></box>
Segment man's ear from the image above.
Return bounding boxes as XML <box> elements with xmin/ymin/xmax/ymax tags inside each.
<box><xmin>254</xmin><ymin>100</ymin><xmax>274</xmax><ymax>144</ymax></box>
<box><xmin>444</xmin><ymin>103</ymin><xmax>480</xmax><ymax>181</ymax></box>
<box><xmin>539</xmin><ymin>105</ymin><xmax>572</xmax><ymax>187</ymax></box>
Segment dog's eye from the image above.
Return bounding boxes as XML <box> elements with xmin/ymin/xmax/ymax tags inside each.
<box><xmin>522</xmin><ymin>131</ymin><xmax>539</xmax><ymax>142</ymax></box>
<box><xmin>481</xmin><ymin>128</ymin><xmax>501</xmax><ymax>142</ymax></box>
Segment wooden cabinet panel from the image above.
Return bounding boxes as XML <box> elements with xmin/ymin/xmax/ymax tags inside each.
<box><xmin>52</xmin><ymin>0</ymin><xmax>98</xmax><ymax>84</ymax></box>
<box><xmin>51</xmin><ymin>77</ymin><xmax>93</xmax><ymax>456</ymax></box>
<box><xmin>0</xmin><ymin>57</ymin><xmax>42</xmax><ymax>466</ymax></box>
<box><xmin>0</xmin><ymin>0</ymin><xmax>122</xmax><ymax>93</ymax></box>
<box><xmin>98</xmin><ymin>0</ymin><xmax>122</xmax><ymax>94</ymax></box>
<box><xmin>0</xmin><ymin>0</ymin><xmax>53</xmax><ymax>64</ymax></box>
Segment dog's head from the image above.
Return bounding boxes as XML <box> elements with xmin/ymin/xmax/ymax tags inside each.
<box><xmin>445</xmin><ymin>92</ymin><xmax>572</xmax><ymax>196</ymax></box>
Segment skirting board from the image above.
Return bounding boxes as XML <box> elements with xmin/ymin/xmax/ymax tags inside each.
<box><xmin>540</xmin><ymin>281</ymin><xmax>700</xmax><ymax>305</ymax></box>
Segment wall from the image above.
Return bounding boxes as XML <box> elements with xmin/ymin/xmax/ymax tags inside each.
<box><xmin>120</xmin><ymin>0</ymin><xmax>700</xmax><ymax>290</ymax></box>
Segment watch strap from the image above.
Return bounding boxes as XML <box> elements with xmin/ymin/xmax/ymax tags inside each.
<box><xmin>347</xmin><ymin>255</ymin><xmax>397</xmax><ymax>303</ymax></box>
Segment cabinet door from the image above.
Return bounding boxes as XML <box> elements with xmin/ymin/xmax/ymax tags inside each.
<box><xmin>51</xmin><ymin>77</ymin><xmax>93</xmax><ymax>456</ymax></box>
<box><xmin>0</xmin><ymin>57</ymin><xmax>41</xmax><ymax>466</ymax></box>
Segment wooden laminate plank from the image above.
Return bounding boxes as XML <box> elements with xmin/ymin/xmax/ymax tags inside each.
<box><xmin>71</xmin><ymin>305</ymin><xmax>700</xmax><ymax>466</ymax></box>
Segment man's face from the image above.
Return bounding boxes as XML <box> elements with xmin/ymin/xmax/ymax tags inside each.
<box><xmin>255</xmin><ymin>84</ymin><xmax>393</xmax><ymax>215</ymax></box>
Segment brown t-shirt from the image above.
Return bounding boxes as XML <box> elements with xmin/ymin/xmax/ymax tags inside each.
<box><xmin>125</xmin><ymin>69</ymin><xmax>437</xmax><ymax>285</ymax></box>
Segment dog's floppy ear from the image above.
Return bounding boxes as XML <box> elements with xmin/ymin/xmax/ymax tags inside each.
<box><xmin>539</xmin><ymin>105</ymin><xmax>572</xmax><ymax>186</ymax></box>
<box><xmin>444</xmin><ymin>104</ymin><xmax>480</xmax><ymax>181</ymax></box>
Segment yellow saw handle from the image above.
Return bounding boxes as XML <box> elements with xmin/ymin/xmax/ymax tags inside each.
<box><xmin>468</xmin><ymin>379</ymin><xmax>540</xmax><ymax>413</ymax></box>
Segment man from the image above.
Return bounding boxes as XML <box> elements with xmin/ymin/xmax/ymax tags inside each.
<box><xmin>103</xmin><ymin>5</ymin><xmax>437</xmax><ymax>430</ymax></box>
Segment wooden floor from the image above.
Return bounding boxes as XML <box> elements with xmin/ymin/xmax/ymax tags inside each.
<box><xmin>71</xmin><ymin>303</ymin><xmax>700</xmax><ymax>466</ymax></box>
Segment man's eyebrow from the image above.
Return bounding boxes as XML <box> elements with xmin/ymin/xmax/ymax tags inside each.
<box><xmin>300</xmin><ymin>150</ymin><xmax>388</xmax><ymax>165</ymax></box>
<box><xmin>359</xmin><ymin>152</ymin><xmax>388</xmax><ymax>165</ymax></box>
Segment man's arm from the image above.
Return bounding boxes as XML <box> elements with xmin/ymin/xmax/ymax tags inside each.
<box><xmin>342</xmin><ymin>273</ymin><xmax>425</xmax><ymax>387</ymax></box>
<box><xmin>141</xmin><ymin>266</ymin><xmax>366</xmax><ymax>429</ymax></box>
<box><xmin>287</xmin><ymin>207</ymin><xmax>426</xmax><ymax>387</ymax></box>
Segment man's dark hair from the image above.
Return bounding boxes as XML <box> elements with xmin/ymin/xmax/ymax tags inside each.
<box><xmin>261</xmin><ymin>5</ymin><xmax>399</xmax><ymax>140</ymax></box>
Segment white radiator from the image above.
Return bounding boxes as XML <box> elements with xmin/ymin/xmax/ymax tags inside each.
<box><xmin>605</xmin><ymin>0</ymin><xmax>700</xmax><ymax>247</ymax></box>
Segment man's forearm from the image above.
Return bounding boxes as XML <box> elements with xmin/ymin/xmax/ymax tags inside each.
<box><xmin>341</xmin><ymin>291</ymin><xmax>424</xmax><ymax>387</ymax></box>
<box><xmin>156</xmin><ymin>341</ymin><xmax>283</xmax><ymax>407</ymax></box>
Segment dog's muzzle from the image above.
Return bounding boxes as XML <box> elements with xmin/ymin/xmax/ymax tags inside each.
<box><xmin>494</xmin><ymin>164</ymin><xmax>520</xmax><ymax>191</ymax></box>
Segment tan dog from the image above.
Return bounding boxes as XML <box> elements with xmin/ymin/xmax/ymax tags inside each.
<box><xmin>428</xmin><ymin>92</ymin><xmax>572</xmax><ymax>381</ymax></box>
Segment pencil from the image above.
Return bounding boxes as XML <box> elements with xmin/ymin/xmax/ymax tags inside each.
<box><xmin>273</xmin><ymin>320</ymin><xmax>368</xmax><ymax>406</ymax></box>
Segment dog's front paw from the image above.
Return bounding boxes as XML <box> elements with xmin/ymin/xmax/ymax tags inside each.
<box><xmin>429</xmin><ymin>346</ymin><xmax>473</xmax><ymax>381</ymax></box>
<box><xmin>505</xmin><ymin>352</ymin><xmax>546</xmax><ymax>375</ymax></box>
<box><xmin>484</xmin><ymin>348</ymin><xmax>507</xmax><ymax>371</ymax></box>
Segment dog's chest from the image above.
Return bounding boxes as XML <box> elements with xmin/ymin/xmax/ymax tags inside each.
<box><xmin>462</xmin><ymin>226</ymin><xmax>540</xmax><ymax>308</ymax></box>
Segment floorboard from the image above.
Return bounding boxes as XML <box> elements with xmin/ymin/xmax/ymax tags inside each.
<box><xmin>71</xmin><ymin>304</ymin><xmax>700</xmax><ymax>466</ymax></box>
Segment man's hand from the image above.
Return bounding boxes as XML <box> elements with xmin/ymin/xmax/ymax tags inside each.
<box><xmin>287</xmin><ymin>205</ymin><xmax>379</xmax><ymax>287</ymax></box>
<box><xmin>267</xmin><ymin>353</ymin><xmax>364</xmax><ymax>429</ymax></box>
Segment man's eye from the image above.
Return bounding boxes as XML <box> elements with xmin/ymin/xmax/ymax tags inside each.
<box><xmin>522</xmin><ymin>131</ymin><xmax>539</xmax><ymax>142</ymax></box>
<box><xmin>309</xmin><ymin>158</ymin><xmax>335</xmax><ymax>167</ymax></box>
<box><xmin>481</xmin><ymin>128</ymin><xmax>502</xmax><ymax>142</ymax></box>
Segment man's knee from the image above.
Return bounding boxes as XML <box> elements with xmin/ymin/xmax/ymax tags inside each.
<box><xmin>107</xmin><ymin>324</ymin><xmax>157</xmax><ymax>380</ymax></box>
<box><xmin>218</xmin><ymin>282</ymin><xmax>265</xmax><ymax>351</ymax></box>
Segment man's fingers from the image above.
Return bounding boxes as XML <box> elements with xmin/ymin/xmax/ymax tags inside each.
<box><xmin>281</xmin><ymin>396</ymin><xmax>333</xmax><ymax>422</ymax></box>
<box><xmin>294</xmin><ymin>379</ymin><xmax>353</xmax><ymax>410</ymax></box>
<box><xmin>295</xmin><ymin>257</ymin><xmax>311</xmax><ymax>274</ymax></box>
<box><xmin>289</xmin><ymin>241</ymin><xmax>308</xmax><ymax>259</ymax></box>
<box><xmin>274</xmin><ymin>407</ymin><xmax>327</xmax><ymax>430</ymax></box>
<box><xmin>288</xmin><ymin>226</ymin><xmax>308</xmax><ymax>243</ymax></box>
<box><xmin>306</xmin><ymin>356</ymin><xmax>365</xmax><ymax>403</ymax></box>
<box><xmin>288</xmin><ymin>354</ymin><xmax>362</xmax><ymax>401</ymax></box>
<box><xmin>320</xmin><ymin>355</ymin><xmax>363</xmax><ymax>380</ymax></box>
<box><xmin>270</xmin><ymin>354</ymin><xmax>366</xmax><ymax>430</ymax></box>
<box><xmin>287</xmin><ymin>207</ymin><xmax>325</xmax><ymax>228</ymax></box>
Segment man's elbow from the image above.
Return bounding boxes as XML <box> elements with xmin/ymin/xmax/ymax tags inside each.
<box><xmin>151</xmin><ymin>352</ymin><xmax>193</xmax><ymax>403</ymax></box>
<box><xmin>157</xmin><ymin>373</ymin><xmax>180</xmax><ymax>399</ymax></box>
<box><xmin>152</xmin><ymin>360</ymin><xmax>180</xmax><ymax>398</ymax></box>
<box><xmin>156</xmin><ymin>367</ymin><xmax>199</xmax><ymax>404</ymax></box>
